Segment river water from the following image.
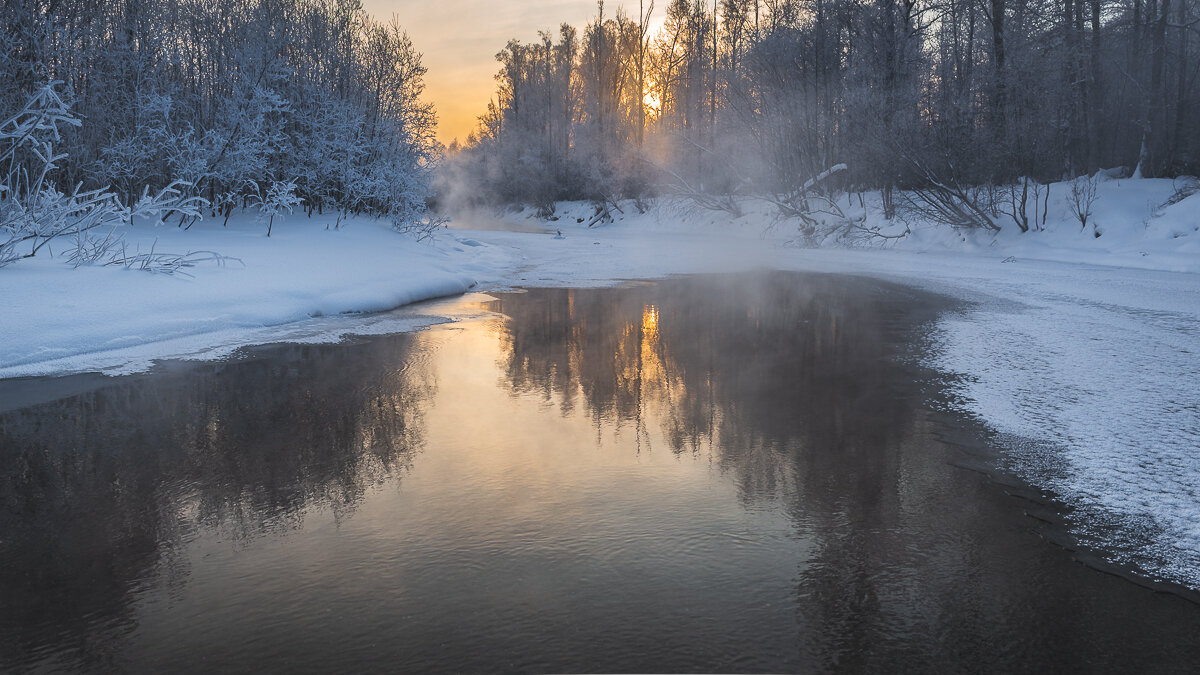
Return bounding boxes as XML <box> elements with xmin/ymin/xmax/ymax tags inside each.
<box><xmin>2</xmin><ymin>272</ymin><xmax>1198</xmax><ymax>672</ymax></box>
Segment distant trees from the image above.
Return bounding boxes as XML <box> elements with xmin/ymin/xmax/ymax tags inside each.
<box><xmin>461</xmin><ymin>25</ymin><xmax>582</xmax><ymax>211</ymax></box>
<box><xmin>448</xmin><ymin>0</ymin><xmax>1200</xmax><ymax>217</ymax></box>
<box><xmin>0</xmin><ymin>0</ymin><xmax>440</xmax><ymax>246</ymax></box>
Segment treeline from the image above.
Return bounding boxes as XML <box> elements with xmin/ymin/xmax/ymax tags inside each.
<box><xmin>446</xmin><ymin>0</ymin><xmax>1200</xmax><ymax>215</ymax></box>
<box><xmin>1</xmin><ymin>0</ymin><xmax>438</xmax><ymax>228</ymax></box>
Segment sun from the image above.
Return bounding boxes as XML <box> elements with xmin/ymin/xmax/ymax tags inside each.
<box><xmin>642</xmin><ymin>89</ymin><xmax>661</xmax><ymax>119</ymax></box>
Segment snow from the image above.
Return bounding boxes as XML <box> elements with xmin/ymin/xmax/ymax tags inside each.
<box><xmin>921</xmin><ymin>262</ymin><xmax>1200</xmax><ymax>587</ymax></box>
<box><xmin>0</xmin><ymin>214</ymin><xmax>475</xmax><ymax>378</ymax></box>
<box><xmin>2</xmin><ymin>177</ymin><xmax>1199</xmax><ymax>591</ymax></box>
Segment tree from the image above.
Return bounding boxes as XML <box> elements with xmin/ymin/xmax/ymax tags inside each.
<box><xmin>446</xmin><ymin>0</ymin><xmax>1200</xmax><ymax>215</ymax></box>
<box><xmin>0</xmin><ymin>0</ymin><xmax>442</xmax><ymax>244</ymax></box>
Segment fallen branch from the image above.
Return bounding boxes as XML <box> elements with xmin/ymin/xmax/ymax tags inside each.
<box><xmin>105</xmin><ymin>238</ymin><xmax>244</xmax><ymax>277</ymax></box>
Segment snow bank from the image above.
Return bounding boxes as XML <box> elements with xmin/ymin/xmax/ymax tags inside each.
<box><xmin>925</xmin><ymin>262</ymin><xmax>1200</xmax><ymax>589</ymax></box>
<box><xmin>464</xmin><ymin>177</ymin><xmax>1198</xmax><ymax>270</ymax></box>
<box><xmin>0</xmin><ymin>214</ymin><xmax>475</xmax><ymax>378</ymax></box>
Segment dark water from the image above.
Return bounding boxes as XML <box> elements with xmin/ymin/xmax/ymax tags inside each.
<box><xmin>2</xmin><ymin>273</ymin><xmax>1198</xmax><ymax>673</ymax></box>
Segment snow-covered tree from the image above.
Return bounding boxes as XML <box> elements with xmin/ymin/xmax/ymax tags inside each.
<box><xmin>0</xmin><ymin>0</ymin><xmax>442</xmax><ymax>246</ymax></box>
<box><xmin>1</xmin><ymin>83</ymin><xmax>204</xmax><ymax>268</ymax></box>
<box><xmin>249</xmin><ymin>179</ymin><xmax>302</xmax><ymax>237</ymax></box>
<box><xmin>448</xmin><ymin>0</ymin><xmax>1200</xmax><ymax>215</ymax></box>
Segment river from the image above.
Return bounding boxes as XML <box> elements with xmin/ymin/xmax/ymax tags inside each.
<box><xmin>2</xmin><ymin>272</ymin><xmax>1198</xmax><ymax>672</ymax></box>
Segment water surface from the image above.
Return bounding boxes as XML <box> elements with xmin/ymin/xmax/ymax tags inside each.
<box><xmin>2</xmin><ymin>273</ymin><xmax>1198</xmax><ymax>672</ymax></box>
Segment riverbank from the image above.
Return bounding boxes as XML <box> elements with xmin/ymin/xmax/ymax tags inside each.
<box><xmin>4</xmin><ymin>177</ymin><xmax>1196</xmax><ymax>380</ymax></box>
<box><xmin>2</xmin><ymin>184</ymin><xmax>1199</xmax><ymax>593</ymax></box>
<box><xmin>454</xmin><ymin>215</ymin><xmax>1200</xmax><ymax>593</ymax></box>
<box><xmin>0</xmin><ymin>215</ymin><xmax>476</xmax><ymax>379</ymax></box>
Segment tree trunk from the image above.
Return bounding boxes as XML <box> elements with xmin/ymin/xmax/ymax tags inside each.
<box><xmin>1169</xmin><ymin>0</ymin><xmax>1189</xmax><ymax>170</ymax></box>
<box><xmin>1088</xmin><ymin>0</ymin><xmax>1101</xmax><ymax>170</ymax></box>
<box><xmin>990</xmin><ymin>0</ymin><xmax>1008</xmax><ymax>170</ymax></box>
<box><xmin>1145</xmin><ymin>0</ymin><xmax>1172</xmax><ymax>177</ymax></box>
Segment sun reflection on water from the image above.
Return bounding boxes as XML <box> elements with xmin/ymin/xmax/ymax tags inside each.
<box><xmin>641</xmin><ymin>305</ymin><xmax>660</xmax><ymax>344</ymax></box>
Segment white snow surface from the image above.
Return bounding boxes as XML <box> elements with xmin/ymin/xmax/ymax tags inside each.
<box><xmin>0</xmin><ymin>214</ymin><xmax>475</xmax><ymax>378</ymax></box>
<box><xmin>3</xmin><ymin>177</ymin><xmax>1199</xmax><ymax>590</ymax></box>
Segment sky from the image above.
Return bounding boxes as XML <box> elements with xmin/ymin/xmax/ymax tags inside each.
<box><xmin>362</xmin><ymin>1</ymin><xmax>663</xmax><ymax>146</ymax></box>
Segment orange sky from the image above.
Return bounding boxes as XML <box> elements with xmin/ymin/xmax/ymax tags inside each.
<box><xmin>363</xmin><ymin>1</ymin><xmax>663</xmax><ymax>146</ymax></box>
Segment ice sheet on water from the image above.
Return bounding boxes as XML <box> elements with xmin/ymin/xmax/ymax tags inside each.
<box><xmin>928</xmin><ymin>289</ymin><xmax>1200</xmax><ymax>589</ymax></box>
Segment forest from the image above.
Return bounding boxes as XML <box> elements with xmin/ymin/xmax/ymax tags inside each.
<box><xmin>1</xmin><ymin>0</ymin><xmax>439</xmax><ymax>267</ymax></box>
<box><xmin>4</xmin><ymin>0</ymin><xmax>1198</xmax><ymax>265</ymax></box>
<box><xmin>445</xmin><ymin>0</ymin><xmax>1200</xmax><ymax>229</ymax></box>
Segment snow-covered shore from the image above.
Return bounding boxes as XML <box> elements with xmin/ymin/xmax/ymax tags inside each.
<box><xmin>2</xmin><ymin>177</ymin><xmax>1198</xmax><ymax>590</ymax></box>
<box><xmin>456</xmin><ymin>187</ymin><xmax>1200</xmax><ymax>590</ymax></box>
<box><xmin>0</xmin><ymin>215</ymin><xmax>476</xmax><ymax>379</ymax></box>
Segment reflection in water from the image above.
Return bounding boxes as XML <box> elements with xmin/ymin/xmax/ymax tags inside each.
<box><xmin>492</xmin><ymin>274</ymin><xmax>1200</xmax><ymax>671</ymax></box>
<box><xmin>2</xmin><ymin>273</ymin><xmax>1200</xmax><ymax>672</ymax></box>
<box><xmin>493</xmin><ymin>275</ymin><xmax>913</xmax><ymax>484</ymax></box>
<box><xmin>491</xmin><ymin>277</ymin><xmax>935</xmax><ymax>668</ymax></box>
<box><xmin>0</xmin><ymin>337</ymin><xmax>433</xmax><ymax>670</ymax></box>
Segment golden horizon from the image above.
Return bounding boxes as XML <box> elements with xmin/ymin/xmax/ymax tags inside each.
<box><xmin>362</xmin><ymin>0</ymin><xmax>664</xmax><ymax>146</ymax></box>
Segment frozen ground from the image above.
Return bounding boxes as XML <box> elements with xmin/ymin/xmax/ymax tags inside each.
<box><xmin>0</xmin><ymin>214</ymin><xmax>475</xmax><ymax>378</ymax></box>
<box><xmin>2</xmin><ymin>177</ymin><xmax>1198</xmax><ymax>590</ymax></box>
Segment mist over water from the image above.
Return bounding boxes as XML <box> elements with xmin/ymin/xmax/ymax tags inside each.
<box><xmin>2</xmin><ymin>273</ymin><xmax>1199</xmax><ymax>672</ymax></box>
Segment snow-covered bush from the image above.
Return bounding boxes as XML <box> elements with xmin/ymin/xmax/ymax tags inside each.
<box><xmin>93</xmin><ymin>91</ymin><xmax>178</xmax><ymax>203</ymax></box>
<box><xmin>248</xmin><ymin>179</ymin><xmax>302</xmax><ymax>237</ymax></box>
<box><xmin>1163</xmin><ymin>176</ymin><xmax>1199</xmax><ymax>208</ymax></box>
<box><xmin>1</xmin><ymin>83</ymin><xmax>206</xmax><ymax>269</ymax></box>
<box><xmin>998</xmin><ymin>178</ymin><xmax>1050</xmax><ymax>233</ymax></box>
<box><xmin>208</xmin><ymin>81</ymin><xmax>292</xmax><ymax>203</ymax></box>
<box><xmin>4</xmin><ymin>2</ymin><xmax>442</xmax><ymax>242</ymax></box>
<box><xmin>1069</xmin><ymin>174</ymin><xmax>1100</xmax><ymax>235</ymax></box>
<box><xmin>900</xmin><ymin>179</ymin><xmax>1001</xmax><ymax>233</ymax></box>
<box><xmin>104</xmin><ymin>241</ymin><xmax>241</xmax><ymax>277</ymax></box>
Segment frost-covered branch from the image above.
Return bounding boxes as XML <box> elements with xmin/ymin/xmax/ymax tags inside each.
<box><xmin>2</xmin><ymin>84</ymin><xmax>211</xmax><ymax>269</ymax></box>
<box><xmin>247</xmin><ymin>179</ymin><xmax>302</xmax><ymax>236</ymax></box>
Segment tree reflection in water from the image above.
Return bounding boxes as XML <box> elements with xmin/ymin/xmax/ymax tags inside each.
<box><xmin>491</xmin><ymin>273</ymin><xmax>923</xmax><ymax>497</ymax></box>
<box><xmin>486</xmin><ymin>273</ymin><xmax>1200</xmax><ymax>672</ymax></box>
<box><xmin>0</xmin><ymin>335</ymin><xmax>433</xmax><ymax>669</ymax></box>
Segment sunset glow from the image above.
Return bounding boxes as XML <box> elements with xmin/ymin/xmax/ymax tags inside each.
<box><xmin>643</xmin><ymin>89</ymin><xmax>662</xmax><ymax>118</ymax></box>
<box><xmin>363</xmin><ymin>1</ymin><xmax>665</xmax><ymax>145</ymax></box>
